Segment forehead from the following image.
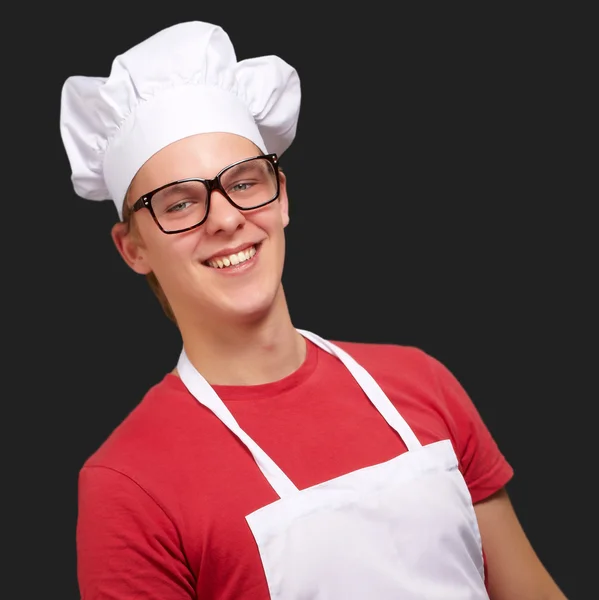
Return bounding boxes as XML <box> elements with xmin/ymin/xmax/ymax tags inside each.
<box><xmin>129</xmin><ymin>132</ymin><xmax>263</xmax><ymax>197</ymax></box>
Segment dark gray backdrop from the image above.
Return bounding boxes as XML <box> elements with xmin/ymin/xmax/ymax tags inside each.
<box><xmin>15</xmin><ymin>4</ymin><xmax>593</xmax><ymax>599</ymax></box>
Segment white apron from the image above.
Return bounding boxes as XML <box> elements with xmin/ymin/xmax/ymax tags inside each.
<box><xmin>177</xmin><ymin>330</ymin><xmax>489</xmax><ymax>599</ymax></box>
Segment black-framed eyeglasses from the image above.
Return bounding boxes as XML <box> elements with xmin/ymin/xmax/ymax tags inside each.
<box><xmin>129</xmin><ymin>153</ymin><xmax>280</xmax><ymax>234</ymax></box>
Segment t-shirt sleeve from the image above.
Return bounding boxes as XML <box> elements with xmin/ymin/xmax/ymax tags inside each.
<box><xmin>425</xmin><ymin>353</ymin><xmax>514</xmax><ymax>504</ymax></box>
<box><xmin>77</xmin><ymin>465</ymin><xmax>195</xmax><ymax>600</ymax></box>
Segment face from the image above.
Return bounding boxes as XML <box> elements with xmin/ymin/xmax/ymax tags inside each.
<box><xmin>112</xmin><ymin>132</ymin><xmax>290</xmax><ymax>330</ymax></box>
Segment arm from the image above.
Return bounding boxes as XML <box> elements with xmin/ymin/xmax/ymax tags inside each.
<box><xmin>77</xmin><ymin>465</ymin><xmax>196</xmax><ymax>600</ymax></box>
<box><xmin>425</xmin><ymin>354</ymin><xmax>566</xmax><ymax>598</ymax></box>
<box><xmin>475</xmin><ymin>488</ymin><xmax>567</xmax><ymax>600</ymax></box>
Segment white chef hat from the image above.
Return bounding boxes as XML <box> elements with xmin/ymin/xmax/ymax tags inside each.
<box><xmin>59</xmin><ymin>21</ymin><xmax>301</xmax><ymax>219</ymax></box>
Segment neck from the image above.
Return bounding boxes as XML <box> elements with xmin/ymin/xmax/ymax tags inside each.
<box><xmin>174</xmin><ymin>286</ymin><xmax>306</xmax><ymax>385</ymax></box>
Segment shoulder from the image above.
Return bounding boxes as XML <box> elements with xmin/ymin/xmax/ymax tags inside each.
<box><xmin>82</xmin><ymin>373</ymin><xmax>196</xmax><ymax>478</ymax></box>
<box><xmin>329</xmin><ymin>339</ymin><xmax>442</xmax><ymax>389</ymax></box>
<box><xmin>327</xmin><ymin>338</ymin><xmax>483</xmax><ymax>425</ymax></box>
<box><xmin>327</xmin><ymin>338</ymin><xmax>514</xmax><ymax>501</ymax></box>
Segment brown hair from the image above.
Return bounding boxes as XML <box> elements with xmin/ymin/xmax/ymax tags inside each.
<box><xmin>121</xmin><ymin>199</ymin><xmax>178</xmax><ymax>325</ymax></box>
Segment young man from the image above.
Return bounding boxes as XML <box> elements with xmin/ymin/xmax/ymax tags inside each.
<box><xmin>60</xmin><ymin>20</ymin><xmax>566</xmax><ymax>600</ymax></box>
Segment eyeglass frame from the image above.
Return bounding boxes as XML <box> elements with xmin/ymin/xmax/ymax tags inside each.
<box><xmin>128</xmin><ymin>153</ymin><xmax>281</xmax><ymax>234</ymax></box>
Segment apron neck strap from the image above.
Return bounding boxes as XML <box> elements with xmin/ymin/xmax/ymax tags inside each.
<box><xmin>176</xmin><ymin>329</ymin><xmax>423</xmax><ymax>500</ymax></box>
<box><xmin>177</xmin><ymin>350</ymin><xmax>300</xmax><ymax>498</ymax></box>
<box><xmin>297</xmin><ymin>330</ymin><xmax>423</xmax><ymax>452</ymax></box>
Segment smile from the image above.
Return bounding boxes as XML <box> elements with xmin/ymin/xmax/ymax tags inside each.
<box><xmin>206</xmin><ymin>245</ymin><xmax>258</xmax><ymax>269</ymax></box>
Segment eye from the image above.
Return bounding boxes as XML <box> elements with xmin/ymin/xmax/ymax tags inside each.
<box><xmin>230</xmin><ymin>182</ymin><xmax>252</xmax><ymax>193</ymax></box>
<box><xmin>166</xmin><ymin>200</ymin><xmax>193</xmax><ymax>213</ymax></box>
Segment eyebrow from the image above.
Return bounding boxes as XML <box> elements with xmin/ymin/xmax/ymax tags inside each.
<box><xmin>158</xmin><ymin>181</ymin><xmax>204</xmax><ymax>197</ymax></box>
<box><xmin>153</xmin><ymin>159</ymin><xmax>266</xmax><ymax>197</ymax></box>
<box><xmin>225</xmin><ymin>159</ymin><xmax>267</xmax><ymax>177</ymax></box>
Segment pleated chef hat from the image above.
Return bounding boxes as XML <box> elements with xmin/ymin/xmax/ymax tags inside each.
<box><xmin>59</xmin><ymin>21</ymin><xmax>301</xmax><ymax>219</ymax></box>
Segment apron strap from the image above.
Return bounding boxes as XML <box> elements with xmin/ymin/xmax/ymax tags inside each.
<box><xmin>177</xmin><ymin>350</ymin><xmax>300</xmax><ymax>498</ymax></box>
<box><xmin>177</xmin><ymin>329</ymin><xmax>423</xmax><ymax>500</ymax></box>
<box><xmin>297</xmin><ymin>330</ymin><xmax>423</xmax><ymax>451</ymax></box>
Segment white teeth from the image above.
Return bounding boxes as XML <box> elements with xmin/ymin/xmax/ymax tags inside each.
<box><xmin>207</xmin><ymin>245</ymin><xmax>257</xmax><ymax>269</ymax></box>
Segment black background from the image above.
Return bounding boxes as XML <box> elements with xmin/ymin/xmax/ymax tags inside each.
<box><xmin>12</xmin><ymin>4</ymin><xmax>594</xmax><ymax>599</ymax></box>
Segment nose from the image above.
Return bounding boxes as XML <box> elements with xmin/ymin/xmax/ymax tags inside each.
<box><xmin>203</xmin><ymin>189</ymin><xmax>246</xmax><ymax>236</ymax></box>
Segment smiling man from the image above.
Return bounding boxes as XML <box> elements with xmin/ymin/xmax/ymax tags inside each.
<box><xmin>60</xmin><ymin>20</ymin><xmax>566</xmax><ymax>600</ymax></box>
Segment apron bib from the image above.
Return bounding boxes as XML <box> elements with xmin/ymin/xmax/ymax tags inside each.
<box><xmin>177</xmin><ymin>330</ymin><xmax>489</xmax><ymax>599</ymax></box>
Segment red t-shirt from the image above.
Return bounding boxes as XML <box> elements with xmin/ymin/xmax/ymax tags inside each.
<box><xmin>77</xmin><ymin>339</ymin><xmax>513</xmax><ymax>599</ymax></box>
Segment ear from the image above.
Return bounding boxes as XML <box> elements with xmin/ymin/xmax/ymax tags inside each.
<box><xmin>111</xmin><ymin>221</ymin><xmax>152</xmax><ymax>275</ymax></box>
<box><xmin>277</xmin><ymin>170</ymin><xmax>290</xmax><ymax>228</ymax></box>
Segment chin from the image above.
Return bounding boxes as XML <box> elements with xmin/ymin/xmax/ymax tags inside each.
<box><xmin>216</xmin><ymin>287</ymin><xmax>280</xmax><ymax>324</ymax></box>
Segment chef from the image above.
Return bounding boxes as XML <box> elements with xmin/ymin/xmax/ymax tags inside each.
<box><xmin>60</xmin><ymin>20</ymin><xmax>566</xmax><ymax>600</ymax></box>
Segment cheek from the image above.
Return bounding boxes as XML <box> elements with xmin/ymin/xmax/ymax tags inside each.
<box><xmin>249</xmin><ymin>204</ymin><xmax>288</xmax><ymax>232</ymax></box>
<box><xmin>146</xmin><ymin>236</ymin><xmax>196</xmax><ymax>273</ymax></box>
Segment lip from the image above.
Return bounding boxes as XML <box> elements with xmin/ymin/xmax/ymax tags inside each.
<box><xmin>203</xmin><ymin>242</ymin><xmax>260</xmax><ymax>263</ymax></box>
